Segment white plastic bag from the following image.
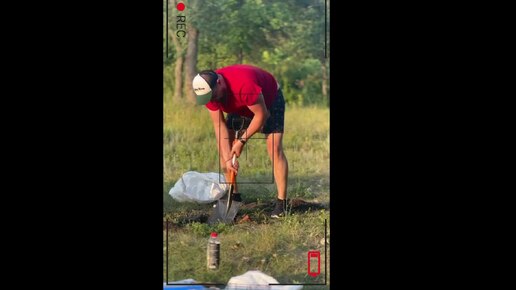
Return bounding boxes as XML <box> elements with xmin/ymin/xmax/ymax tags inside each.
<box><xmin>163</xmin><ymin>279</ymin><xmax>203</xmax><ymax>289</ymax></box>
<box><xmin>169</xmin><ymin>171</ymin><xmax>228</xmax><ymax>203</ymax></box>
<box><xmin>226</xmin><ymin>270</ymin><xmax>303</xmax><ymax>290</ymax></box>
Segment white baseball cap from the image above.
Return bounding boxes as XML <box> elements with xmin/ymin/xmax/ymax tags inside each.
<box><xmin>192</xmin><ymin>74</ymin><xmax>213</xmax><ymax>105</ymax></box>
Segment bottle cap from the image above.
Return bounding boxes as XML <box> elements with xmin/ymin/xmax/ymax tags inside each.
<box><xmin>210</xmin><ymin>232</ymin><xmax>218</xmax><ymax>238</ymax></box>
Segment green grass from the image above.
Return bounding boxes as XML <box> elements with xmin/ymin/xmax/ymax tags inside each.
<box><xmin>164</xmin><ymin>99</ymin><xmax>329</xmax><ymax>288</ymax></box>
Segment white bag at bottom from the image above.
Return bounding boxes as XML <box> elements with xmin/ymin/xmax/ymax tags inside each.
<box><xmin>169</xmin><ymin>171</ymin><xmax>228</xmax><ymax>204</ymax></box>
<box><xmin>226</xmin><ymin>270</ymin><xmax>303</xmax><ymax>290</ymax></box>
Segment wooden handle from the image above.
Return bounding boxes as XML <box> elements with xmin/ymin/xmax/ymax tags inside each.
<box><xmin>229</xmin><ymin>139</ymin><xmax>238</xmax><ymax>184</ymax></box>
<box><xmin>229</xmin><ymin>154</ymin><xmax>236</xmax><ymax>184</ymax></box>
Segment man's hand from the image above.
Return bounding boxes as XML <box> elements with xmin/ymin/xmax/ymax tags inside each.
<box><xmin>230</xmin><ymin>139</ymin><xmax>245</xmax><ymax>158</ymax></box>
<box><xmin>225</xmin><ymin>156</ymin><xmax>239</xmax><ymax>175</ymax></box>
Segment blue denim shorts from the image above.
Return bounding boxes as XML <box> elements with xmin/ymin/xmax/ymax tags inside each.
<box><xmin>227</xmin><ymin>89</ymin><xmax>285</xmax><ymax>134</ymax></box>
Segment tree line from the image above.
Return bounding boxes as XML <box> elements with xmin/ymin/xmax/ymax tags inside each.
<box><xmin>164</xmin><ymin>0</ymin><xmax>329</xmax><ymax>106</ymax></box>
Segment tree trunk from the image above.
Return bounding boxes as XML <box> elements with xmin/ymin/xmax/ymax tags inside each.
<box><xmin>184</xmin><ymin>26</ymin><xmax>199</xmax><ymax>104</ymax></box>
<box><xmin>238</xmin><ymin>47</ymin><xmax>244</xmax><ymax>64</ymax></box>
<box><xmin>321</xmin><ymin>58</ymin><xmax>328</xmax><ymax>106</ymax></box>
<box><xmin>173</xmin><ymin>55</ymin><xmax>184</xmax><ymax>101</ymax></box>
<box><xmin>171</xmin><ymin>0</ymin><xmax>185</xmax><ymax>101</ymax></box>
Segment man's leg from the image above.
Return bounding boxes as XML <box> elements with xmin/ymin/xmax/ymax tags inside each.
<box><xmin>261</xmin><ymin>88</ymin><xmax>287</xmax><ymax>217</ymax></box>
<box><xmin>267</xmin><ymin>132</ymin><xmax>288</xmax><ymax>217</ymax></box>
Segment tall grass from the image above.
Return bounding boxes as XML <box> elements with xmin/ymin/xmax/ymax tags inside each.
<box><xmin>164</xmin><ymin>100</ymin><xmax>329</xmax><ymax>209</ymax></box>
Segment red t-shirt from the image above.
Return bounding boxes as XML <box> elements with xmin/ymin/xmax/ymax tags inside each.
<box><xmin>205</xmin><ymin>64</ymin><xmax>278</xmax><ymax>118</ymax></box>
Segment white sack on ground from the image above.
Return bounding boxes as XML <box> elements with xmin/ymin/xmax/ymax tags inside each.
<box><xmin>226</xmin><ymin>270</ymin><xmax>303</xmax><ymax>290</ymax></box>
<box><xmin>169</xmin><ymin>171</ymin><xmax>228</xmax><ymax>203</ymax></box>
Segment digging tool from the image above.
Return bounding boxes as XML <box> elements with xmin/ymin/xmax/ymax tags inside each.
<box><xmin>225</xmin><ymin>153</ymin><xmax>237</xmax><ymax>218</ymax></box>
<box><xmin>207</xmin><ymin>117</ymin><xmax>245</xmax><ymax>224</ymax></box>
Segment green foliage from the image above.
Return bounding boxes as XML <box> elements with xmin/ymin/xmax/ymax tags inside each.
<box><xmin>164</xmin><ymin>0</ymin><xmax>330</xmax><ymax>106</ymax></box>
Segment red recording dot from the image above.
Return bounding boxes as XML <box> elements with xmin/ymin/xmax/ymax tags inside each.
<box><xmin>177</xmin><ymin>2</ymin><xmax>185</xmax><ymax>11</ymax></box>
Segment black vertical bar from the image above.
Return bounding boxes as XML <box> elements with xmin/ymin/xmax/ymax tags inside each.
<box><xmin>324</xmin><ymin>0</ymin><xmax>327</xmax><ymax>58</ymax></box>
<box><xmin>166</xmin><ymin>219</ymin><xmax>169</xmax><ymax>283</ymax></box>
<box><xmin>272</xmin><ymin>126</ymin><xmax>275</xmax><ymax>184</ymax></box>
<box><xmin>218</xmin><ymin>113</ymin><xmax>222</xmax><ymax>184</ymax></box>
<box><xmin>325</xmin><ymin>218</ymin><xmax>327</xmax><ymax>284</ymax></box>
<box><xmin>166</xmin><ymin>0</ymin><xmax>169</xmax><ymax>58</ymax></box>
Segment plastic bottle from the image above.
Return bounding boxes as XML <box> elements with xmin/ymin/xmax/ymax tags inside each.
<box><xmin>207</xmin><ymin>232</ymin><xmax>220</xmax><ymax>270</ymax></box>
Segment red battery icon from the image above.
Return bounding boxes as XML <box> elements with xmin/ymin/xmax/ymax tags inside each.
<box><xmin>307</xmin><ymin>250</ymin><xmax>321</xmax><ymax>277</ymax></box>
